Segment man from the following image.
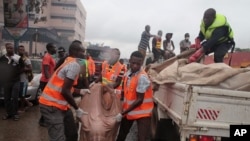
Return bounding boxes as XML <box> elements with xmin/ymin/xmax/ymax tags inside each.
<box><xmin>86</xmin><ymin>53</ymin><xmax>95</xmax><ymax>83</ymax></box>
<box><xmin>58</xmin><ymin>47</ymin><xmax>66</xmax><ymax>60</ymax></box>
<box><xmin>39</xmin><ymin>40</ymin><xmax>89</xmax><ymax>141</ymax></box>
<box><xmin>0</xmin><ymin>43</ymin><xmax>24</xmax><ymax>121</ymax></box>
<box><xmin>189</xmin><ymin>8</ymin><xmax>234</xmax><ymax>63</ymax></box>
<box><xmin>39</xmin><ymin>43</ymin><xmax>57</xmax><ymax>126</ymax></box>
<box><xmin>179</xmin><ymin>33</ymin><xmax>191</xmax><ymax>53</ymax></box>
<box><xmin>119</xmin><ymin>58</ymin><xmax>127</xmax><ymax>73</ymax></box>
<box><xmin>90</xmin><ymin>48</ymin><xmax>125</xmax><ymax>99</ymax></box>
<box><xmin>18</xmin><ymin>45</ymin><xmax>33</xmax><ymax>113</ymax></box>
<box><xmin>138</xmin><ymin>25</ymin><xmax>155</xmax><ymax>60</ymax></box>
<box><xmin>116</xmin><ymin>51</ymin><xmax>154</xmax><ymax>141</ymax></box>
<box><xmin>152</xmin><ymin>30</ymin><xmax>165</xmax><ymax>63</ymax></box>
<box><xmin>163</xmin><ymin>33</ymin><xmax>175</xmax><ymax>59</ymax></box>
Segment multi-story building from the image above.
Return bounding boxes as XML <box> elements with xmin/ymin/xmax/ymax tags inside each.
<box><xmin>0</xmin><ymin>0</ymin><xmax>86</xmax><ymax>55</ymax></box>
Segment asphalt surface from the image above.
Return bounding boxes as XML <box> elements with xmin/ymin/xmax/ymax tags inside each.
<box><xmin>0</xmin><ymin>104</ymin><xmax>48</xmax><ymax>141</ymax></box>
<box><xmin>0</xmin><ymin>103</ymin><xmax>138</xmax><ymax>141</ymax></box>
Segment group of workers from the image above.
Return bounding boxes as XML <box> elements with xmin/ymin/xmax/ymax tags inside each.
<box><xmin>39</xmin><ymin>8</ymin><xmax>233</xmax><ymax>141</ymax></box>
<box><xmin>1</xmin><ymin>7</ymin><xmax>235</xmax><ymax>141</ymax></box>
<box><xmin>138</xmin><ymin>8</ymin><xmax>234</xmax><ymax>64</ymax></box>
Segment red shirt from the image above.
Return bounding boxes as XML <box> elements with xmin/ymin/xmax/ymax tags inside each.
<box><xmin>40</xmin><ymin>53</ymin><xmax>56</xmax><ymax>82</ymax></box>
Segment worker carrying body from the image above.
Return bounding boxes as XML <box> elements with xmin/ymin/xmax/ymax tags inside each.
<box><xmin>91</xmin><ymin>48</ymin><xmax>125</xmax><ymax>98</ymax></box>
<box><xmin>189</xmin><ymin>8</ymin><xmax>235</xmax><ymax>63</ymax></box>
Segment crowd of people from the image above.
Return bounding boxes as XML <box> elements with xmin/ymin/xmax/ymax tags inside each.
<box><xmin>0</xmin><ymin>7</ymin><xmax>235</xmax><ymax>141</ymax></box>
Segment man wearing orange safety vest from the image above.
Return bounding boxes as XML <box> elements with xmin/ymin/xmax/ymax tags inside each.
<box><xmin>87</xmin><ymin>53</ymin><xmax>95</xmax><ymax>83</ymax></box>
<box><xmin>39</xmin><ymin>40</ymin><xmax>90</xmax><ymax>141</ymax></box>
<box><xmin>91</xmin><ymin>48</ymin><xmax>125</xmax><ymax>98</ymax></box>
<box><xmin>116</xmin><ymin>51</ymin><xmax>154</xmax><ymax>141</ymax></box>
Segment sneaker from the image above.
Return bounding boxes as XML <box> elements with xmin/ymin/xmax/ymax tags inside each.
<box><xmin>13</xmin><ymin>115</ymin><xmax>20</xmax><ymax>121</ymax></box>
<box><xmin>2</xmin><ymin>114</ymin><xmax>12</xmax><ymax>120</ymax></box>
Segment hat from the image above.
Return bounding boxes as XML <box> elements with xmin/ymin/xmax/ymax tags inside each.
<box><xmin>58</xmin><ymin>47</ymin><xmax>66</xmax><ymax>53</ymax></box>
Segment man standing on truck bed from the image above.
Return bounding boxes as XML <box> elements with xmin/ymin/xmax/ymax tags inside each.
<box><xmin>115</xmin><ymin>51</ymin><xmax>154</xmax><ymax>141</ymax></box>
<box><xmin>138</xmin><ymin>25</ymin><xmax>155</xmax><ymax>60</ymax></box>
<box><xmin>188</xmin><ymin>8</ymin><xmax>235</xmax><ymax>63</ymax></box>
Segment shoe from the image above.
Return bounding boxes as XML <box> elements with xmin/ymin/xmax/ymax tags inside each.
<box><xmin>2</xmin><ymin>114</ymin><xmax>12</xmax><ymax>120</ymax></box>
<box><xmin>18</xmin><ymin>110</ymin><xmax>25</xmax><ymax>114</ymax></box>
<box><xmin>13</xmin><ymin>115</ymin><xmax>20</xmax><ymax>121</ymax></box>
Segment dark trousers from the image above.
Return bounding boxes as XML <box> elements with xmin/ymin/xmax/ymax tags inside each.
<box><xmin>204</xmin><ymin>42</ymin><xmax>232</xmax><ymax>63</ymax></box>
<box><xmin>116</xmin><ymin>117</ymin><xmax>151</xmax><ymax>141</ymax></box>
<box><xmin>4</xmin><ymin>81</ymin><xmax>20</xmax><ymax>116</ymax></box>
<box><xmin>39</xmin><ymin>81</ymin><xmax>48</xmax><ymax>125</ymax></box>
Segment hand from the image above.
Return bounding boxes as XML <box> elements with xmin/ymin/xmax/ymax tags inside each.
<box><xmin>114</xmin><ymin>113</ymin><xmax>123</xmax><ymax>122</ymax></box>
<box><xmin>80</xmin><ymin>89</ymin><xmax>90</xmax><ymax>96</ymax></box>
<box><xmin>75</xmin><ymin>108</ymin><xmax>88</xmax><ymax>118</ymax></box>
<box><xmin>89</xmin><ymin>82</ymin><xmax>96</xmax><ymax>88</ymax></box>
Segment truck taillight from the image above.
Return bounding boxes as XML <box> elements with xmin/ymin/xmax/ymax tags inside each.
<box><xmin>189</xmin><ymin>135</ymin><xmax>215</xmax><ymax>141</ymax></box>
<box><xmin>199</xmin><ymin>135</ymin><xmax>214</xmax><ymax>141</ymax></box>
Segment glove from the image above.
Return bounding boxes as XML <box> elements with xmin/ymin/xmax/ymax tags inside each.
<box><xmin>188</xmin><ymin>48</ymin><xmax>204</xmax><ymax>63</ymax></box>
<box><xmin>80</xmin><ymin>89</ymin><xmax>90</xmax><ymax>96</ymax></box>
<box><xmin>114</xmin><ymin>113</ymin><xmax>123</xmax><ymax>122</ymax></box>
<box><xmin>75</xmin><ymin>108</ymin><xmax>88</xmax><ymax>118</ymax></box>
<box><xmin>89</xmin><ymin>82</ymin><xmax>96</xmax><ymax>88</ymax></box>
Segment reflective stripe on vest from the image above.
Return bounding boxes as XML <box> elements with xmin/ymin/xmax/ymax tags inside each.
<box><xmin>124</xmin><ymin>97</ymin><xmax>153</xmax><ymax>105</ymax></box>
<box><xmin>39</xmin><ymin>57</ymin><xmax>78</xmax><ymax>110</ymax></box>
<box><xmin>123</xmin><ymin>70</ymin><xmax>153</xmax><ymax>120</ymax></box>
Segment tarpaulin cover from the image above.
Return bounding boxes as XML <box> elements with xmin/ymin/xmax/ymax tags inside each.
<box><xmin>79</xmin><ymin>83</ymin><xmax>122</xmax><ymax>141</ymax></box>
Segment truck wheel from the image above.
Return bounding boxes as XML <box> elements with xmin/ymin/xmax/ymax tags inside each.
<box><xmin>151</xmin><ymin>104</ymin><xmax>158</xmax><ymax>140</ymax></box>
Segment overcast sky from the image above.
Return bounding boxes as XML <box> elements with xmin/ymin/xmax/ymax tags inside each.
<box><xmin>81</xmin><ymin>0</ymin><xmax>250</xmax><ymax>58</ymax></box>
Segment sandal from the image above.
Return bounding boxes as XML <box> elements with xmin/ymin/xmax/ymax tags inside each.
<box><xmin>13</xmin><ymin>115</ymin><xmax>20</xmax><ymax>121</ymax></box>
<box><xmin>2</xmin><ymin>114</ymin><xmax>12</xmax><ymax>120</ymax></box>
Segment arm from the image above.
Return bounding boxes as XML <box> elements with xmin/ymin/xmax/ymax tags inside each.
<box><xmin>121</xmin><ymin>74</ymin><xmax>150</xmax><ymax>116</ymax></box>
<box><xmin>61</xmin><ymin>77</ymin><xmax>79</xmax><ymax>110</ymax></box>
<box><xmin>121</xmin><ymin>91</ymin><xmax>144</xmax><ymax>116</ymax></box>
<box><xmin>43</xmin><ymin>65</ymin><xmax>51</xmax><ymax>79</ymax></box>
<box><xmin>163</xmin><ymin>40</ymin><xmax>167</xmax><ymax>51</ymax></box>
<box><xmin>171</xmin><ymin>40</ymin><xmax>175</xmax><ymax>51</ymax></box>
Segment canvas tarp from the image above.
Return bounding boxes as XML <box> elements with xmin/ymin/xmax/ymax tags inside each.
<box><xmin>148</xmin><ymin>58</ymin><xmax>250</xmax><ymax>91</ymax></box>
<box><xmin>79</xmin><ymin>83</ymin><xmax>122</xmax><ymax>141</ymax></box>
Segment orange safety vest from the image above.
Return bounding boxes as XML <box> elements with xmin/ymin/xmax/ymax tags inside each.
<box><xmin>39</xmin><ymin>57</ymin><xmax>78</xmax><ymax>110</ymax></box>
<box><xmin>123</xmin><ymin>70</ymin><xmax>153</xmax><ymax>120</ymax></box>
<box><xmin>102</xmin><ymin>61</ymin><xmax>123</xmax><ymax>93</ymax></box>
<box><xmin>88</xmin><ymin>56</ymin><xmax>95</xmax><ymax>76</ymax></box>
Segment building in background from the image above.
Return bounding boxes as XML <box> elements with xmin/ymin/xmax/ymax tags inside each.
<box><xmin>0</xmin><ymin>0</ymin><xmax>86</xmax><ymax>56</ymax></box>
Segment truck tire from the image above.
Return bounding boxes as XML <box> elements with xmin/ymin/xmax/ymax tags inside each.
<box><xmin>151</xmin><ymin>104</ymin><xmax>158</xmax><ymax>140</ymax></box>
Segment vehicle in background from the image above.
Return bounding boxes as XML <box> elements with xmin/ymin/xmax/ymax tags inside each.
<box><xmin>0</xmin><ymin>59</ymin><xmax>42</xmax><ymax>105</ymax></box>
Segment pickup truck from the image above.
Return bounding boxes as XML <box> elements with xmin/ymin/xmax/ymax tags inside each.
<box><xmin>152</xmin><ymin>82</ymin><xmax>250</xmax><ymax>141</ymax></box>
<box><xmin>149</xmin><ymin>58</ymin><xmax>250</xmax><ymax>141</ymax></box>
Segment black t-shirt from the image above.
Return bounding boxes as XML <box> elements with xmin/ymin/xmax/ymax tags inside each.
<box><xmin>0</xmin><ymin>54</ymin><xmax>24</xmax><ymax>84</ymax></box>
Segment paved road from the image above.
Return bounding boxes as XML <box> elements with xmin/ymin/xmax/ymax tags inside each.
<box><xmin>0</xmin><ymin>104</ymin><xmax>48</xmax><ymax>141</ymax></box>
<box><xmin>0</xmin><ymin>103</ymin><xmax>138</xmax><ymax>141</ymax></box>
